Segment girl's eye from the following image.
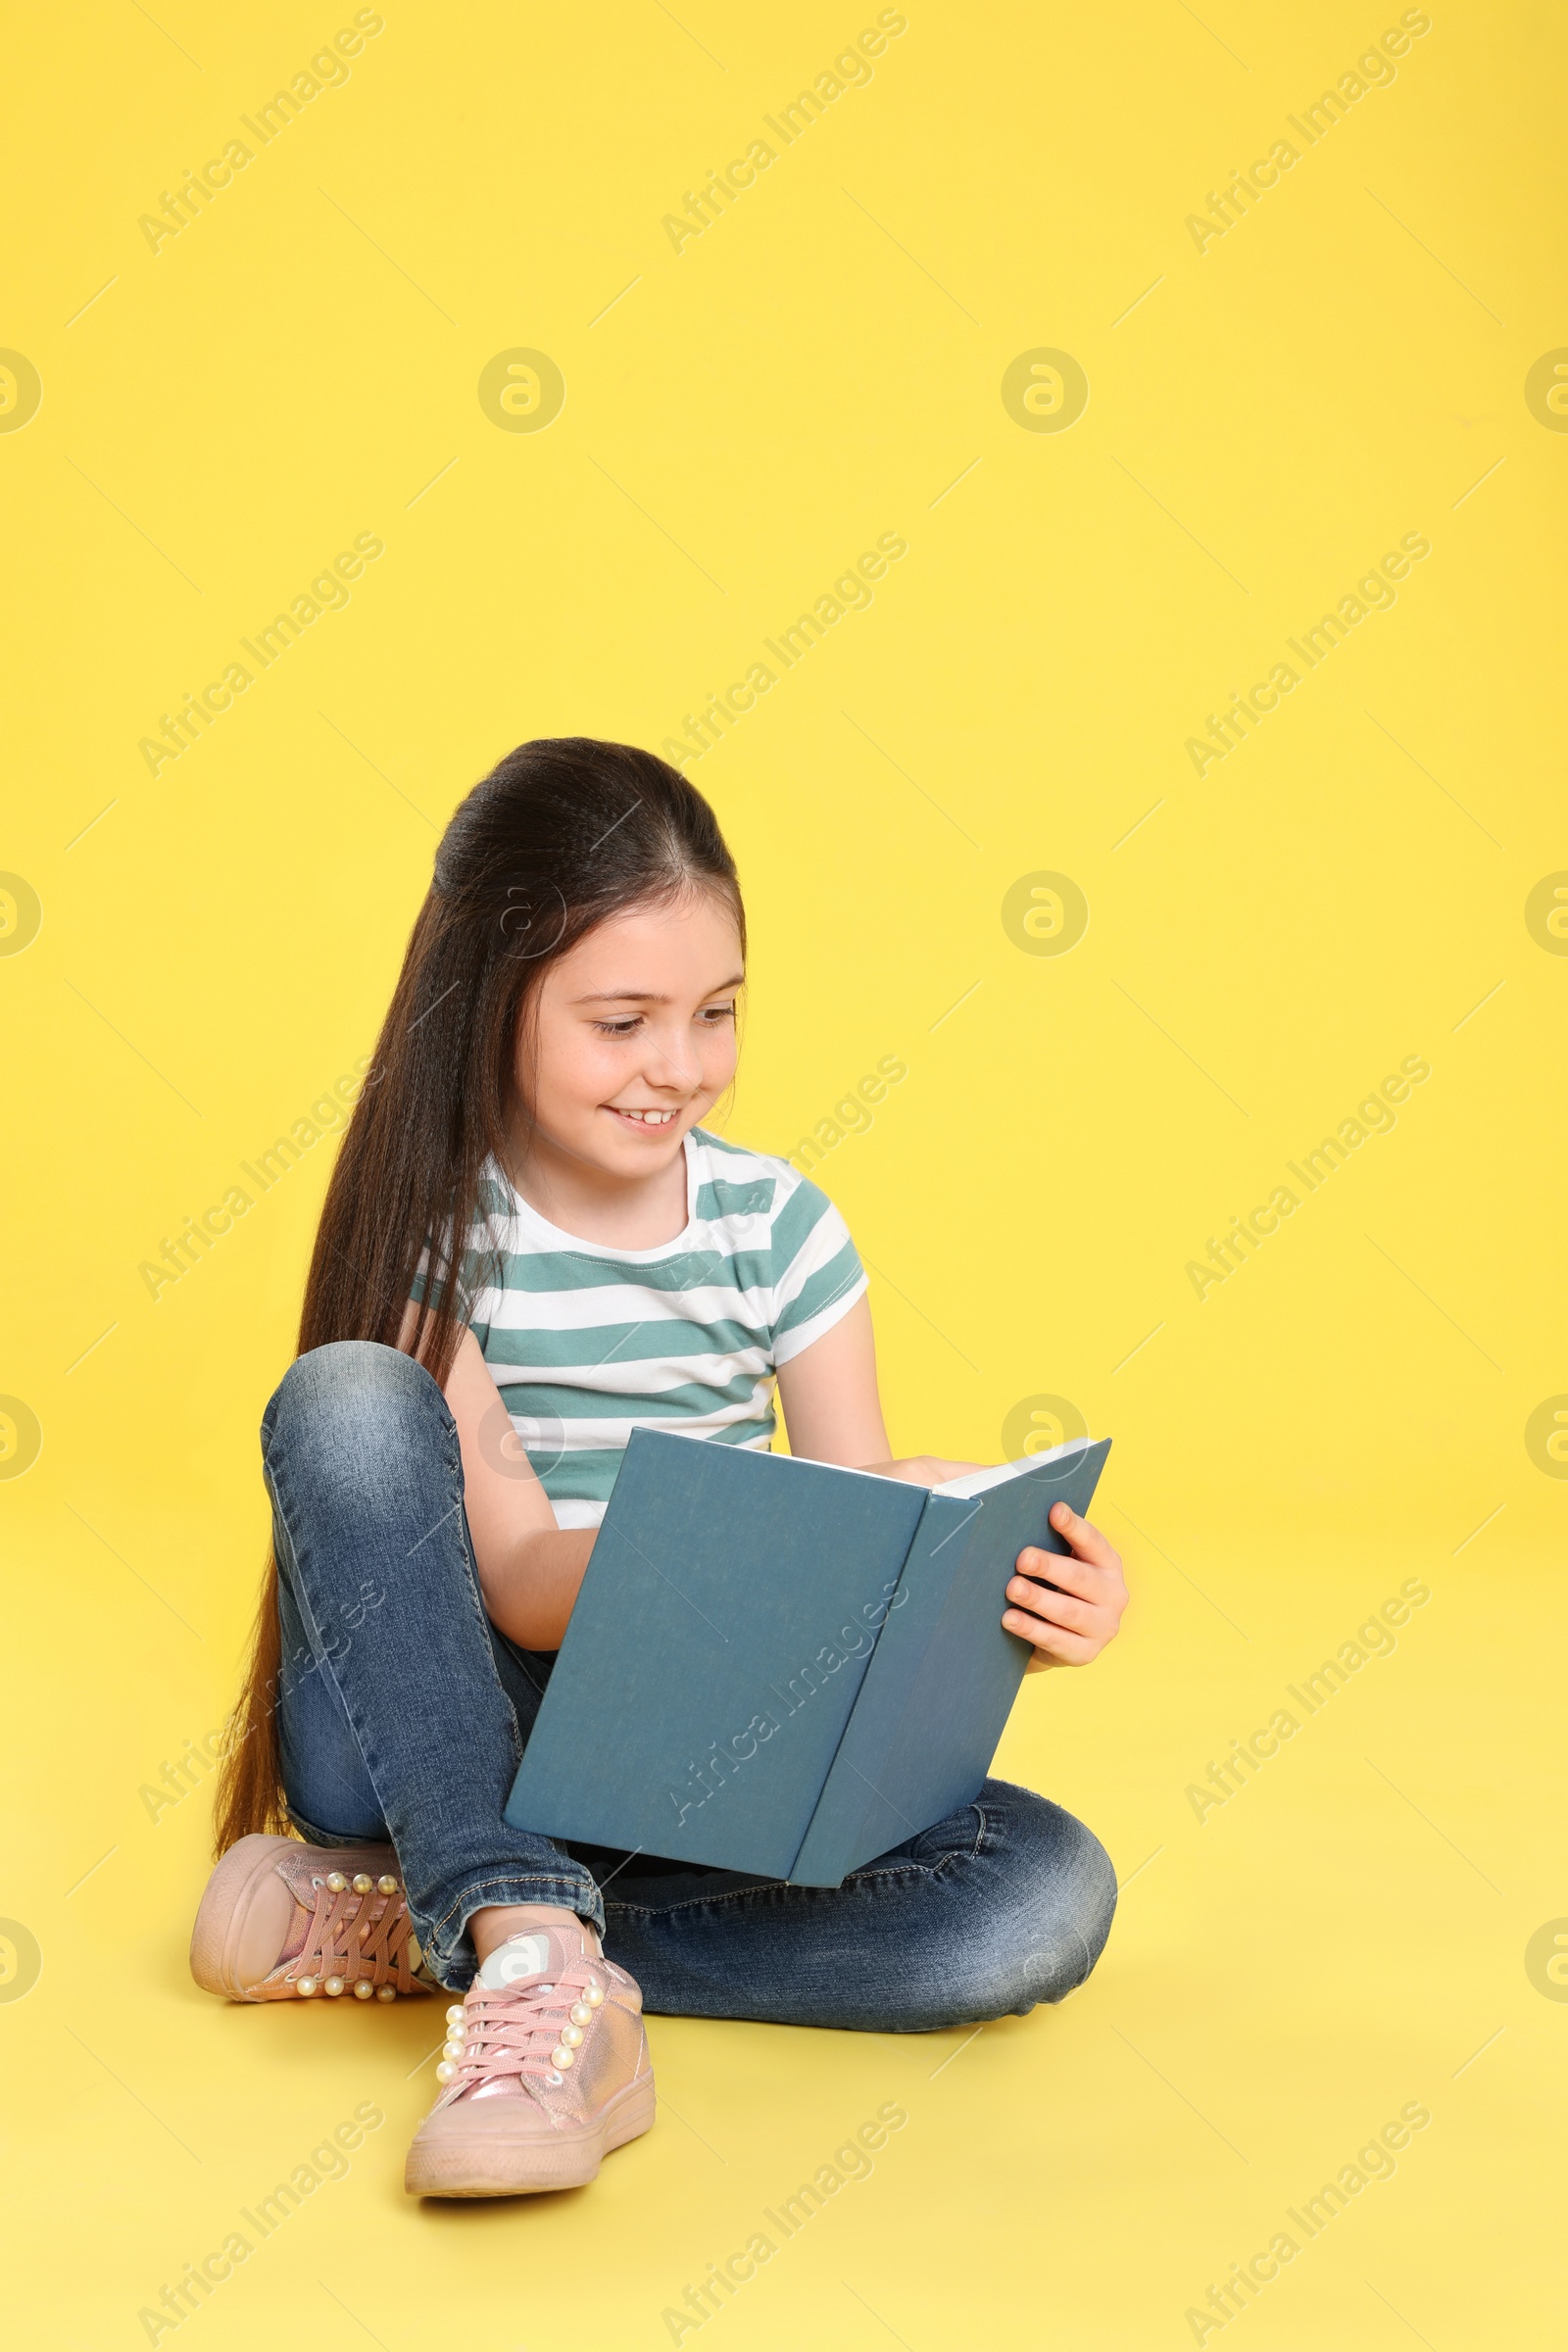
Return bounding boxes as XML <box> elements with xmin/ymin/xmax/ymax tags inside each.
<box><xmin>592</xmin><ymin>1002</ymin><xmax>734</xmax><ymax>1037</ymax></box>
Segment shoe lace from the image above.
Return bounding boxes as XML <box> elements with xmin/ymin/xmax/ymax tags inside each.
<box><xmin>286</xmin><ymin>1877</ymin><xmax>419</xmax><ymax>1996</ymax></box>
<box><xmin>445</xmin><ymin>1961</ymin><xmax>604</xmax><ymax>2093</ymax></box>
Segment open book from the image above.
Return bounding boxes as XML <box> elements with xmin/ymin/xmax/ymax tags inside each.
<box><xmin>504</xmin><ymin>1429</ymin><xmax>1110</xmax><ymax>1887</ymax></box>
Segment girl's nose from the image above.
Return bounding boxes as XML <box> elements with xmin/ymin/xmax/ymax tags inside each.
<box><xmin>643</xmin><ymin>1031</ymin><xmax>702</xmax><ymax>1093</ymax></box>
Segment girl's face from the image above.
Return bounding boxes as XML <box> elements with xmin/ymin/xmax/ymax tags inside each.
<box><xmin>514</xmin><ymin>891</ymin><xmax>744</xmax><ymax>1182</ymax></box>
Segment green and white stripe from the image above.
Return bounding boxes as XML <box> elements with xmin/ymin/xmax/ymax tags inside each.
<box><xmin>463</xmin><ymin>1130</ymin><xmax>866</xmax><ymax>1527</ymax></box>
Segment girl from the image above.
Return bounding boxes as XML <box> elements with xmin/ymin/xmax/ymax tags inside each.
<box><xmin>191</xmin><ymin>738</ymin><xmax>1127</xmax><ymax>2199</ymax></box>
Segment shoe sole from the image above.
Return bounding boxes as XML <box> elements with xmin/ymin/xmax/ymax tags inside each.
<box><xmin>404</xmin><ymin>2073</ymin><xmax>657</xmax><ymax>2198</ymax></box>
<box><xmin>190</xmin><ymin>1835</ymin><xmax>296</xmax><ymax>1999</ymax></box>
<box><xmin>189</xmin><ymin>1833</ymin><xmax>413</xmax><ymax>2001</ymax></box>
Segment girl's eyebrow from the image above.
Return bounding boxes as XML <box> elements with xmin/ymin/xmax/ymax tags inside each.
<box><xmin>571</xmin><ymin>973</ymin><xmax>745</xmax><ymax>1004</ymax></box>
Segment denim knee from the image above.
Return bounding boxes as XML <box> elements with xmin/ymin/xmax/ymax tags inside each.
<box><xmin>263</xmin><ymin>1340</ymin><xmax>453</xmax><ymax>1483</ymax></box>
<box><xmin>1005</xmin><ymin>1789</ymin><xmax>1116</xmax><ymax>2008</ymax></box>
<box><xmin>894</xmin><ymin>1784</ymin><xmax>1118</xmax><ymax>2026</ymax></box>
<box><xmin>264</xmin><ymin>1336</ymin><xmax>444</xmax><ymax>1437</ymax></box>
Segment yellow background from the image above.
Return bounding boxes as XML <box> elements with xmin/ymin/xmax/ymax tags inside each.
<box><xmin>2</xmin><ymin>1</ymin><xmax>1563</xmax><ymax>2344</ymax></box>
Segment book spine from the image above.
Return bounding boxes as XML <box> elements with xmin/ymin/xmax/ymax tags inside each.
<box><xmin>787</xmin><ymin>1493</ymin><xmax>955</xmax><ymax>1885</ymax></box>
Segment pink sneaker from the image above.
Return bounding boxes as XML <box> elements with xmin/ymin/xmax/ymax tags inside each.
<box><xmin>189</xmin><ymin>1832</ymin><xmax>428</xmax><ymax>2003</ymax></box>
<box><xmin>404</xmin><ymin>1922</ymin><xmax>655</xmax><ymax>2197</ymax></box>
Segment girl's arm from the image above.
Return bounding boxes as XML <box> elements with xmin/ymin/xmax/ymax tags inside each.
<box><xmin>773</xmin><ymin>1296</ymin><xmax>978</xmax><ymax>1484</ymax></box>
<box><xmin>776</xmin><ymin>1297</ymin><xmax>1128</xmax><ymax>1673</ymax></box>
<box><xmin>400</xmin><ymin>1314</ymin><xmax>592</xmax><ymax>1648</ymax></box>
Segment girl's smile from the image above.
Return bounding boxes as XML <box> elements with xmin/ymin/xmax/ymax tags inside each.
<box><xmin>604</xmin><ymin>1104</ymin><xmax>680</xmax><ymax>1128</ymax></box>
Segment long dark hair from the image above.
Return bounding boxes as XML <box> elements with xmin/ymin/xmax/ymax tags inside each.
<box><xmin>215</xmin><ymin>738</ymin><xmax>745</xmax><ymax>1851</ymax></box>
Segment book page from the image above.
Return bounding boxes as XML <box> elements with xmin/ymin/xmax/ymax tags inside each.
<box><xmin>661</xmin><ymin>1424</ymin><xmax>1097</xmax><ymax>1497</ymax></box>
<box><xmin>660</xmin><ymin>1427</ymin><xmax>910</xmax><ymax>1486</ymax></box>
<box><xmin>935</xmin><ymin>1436</ymin><xmax>1100</xmax><ymax>1499</ymax></box>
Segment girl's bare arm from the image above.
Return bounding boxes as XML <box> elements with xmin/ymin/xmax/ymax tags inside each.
<box><xmin>398</xmin><ymin>1312</ymin><xmax>592</xmax><ymax>1649</ymax></box>
<box><xmin>773</xmin><ymin>1296</ymin><xmax>977</xmax><ymax>1483</ymax></box>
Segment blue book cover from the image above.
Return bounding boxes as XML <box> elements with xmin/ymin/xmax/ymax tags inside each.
<box><xmin>504</xmin><ymin>1429</ymin><xmax>1110</xmax><ymax>1886</ymax></box>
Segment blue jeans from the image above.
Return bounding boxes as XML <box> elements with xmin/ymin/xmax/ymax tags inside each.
<box><xmin>265</xmin><ymin>1342</ymin><xmax>1117</xmax><ymax>2021</ymax></box>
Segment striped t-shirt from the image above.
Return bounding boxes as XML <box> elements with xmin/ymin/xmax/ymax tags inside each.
<box><xmin>462</xmin><ymin>1129</ymin><xmax>867</xmax><ymax>1528</ymax></box>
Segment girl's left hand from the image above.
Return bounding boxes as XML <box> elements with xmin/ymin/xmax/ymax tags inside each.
<box><xmin>1004</xmin><ymin>1502</ymin><xmax>1128</xmax><ymax>1673</ymax></box>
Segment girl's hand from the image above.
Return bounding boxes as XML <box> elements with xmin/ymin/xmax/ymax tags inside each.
<box><xmin>1004</xmin><ymin>1502</ymin><xmax>1127</xmax><ymax>1674</ymax></box>
<box><xmin>865</xmin><ymin>1454</ymin><xmax>986</xmax><ymax>1486</ymax></box>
